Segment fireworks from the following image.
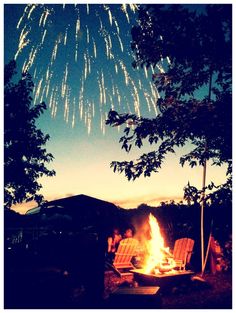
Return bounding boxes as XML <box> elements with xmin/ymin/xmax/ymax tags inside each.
<box><xmin>12</xmin><ymin>4</ymin><xmax>165</xmax><ymax>134</ymax></box>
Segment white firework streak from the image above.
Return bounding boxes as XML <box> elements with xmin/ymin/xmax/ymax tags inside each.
<box><xmin>75</xmin><ymin>43</ymin><xmax>78</xmax><ymax>62</ymax></box>
<box><xmin>41</xmin><ymin>29</ymin><xmax>47</xmax><ymax>45</ymax></box>
<box><xmin>23</xmin><ymin>45</ymin><xmax>38</xmax><ymax>73</ymax></box>
<box><xmin>39</xmin><ymin>11</ymin><xmax>44</xmax><ymax>27</ymax></box>
<box><xmin>46</xmin><ymin>64</ymin><xmax>51</xmax><ymax>81</ymax></box>
<box><xmin>92</xmin><ymin>100</ymin><xmax>95</xmax><ymax>118</ymax></box>
<box><xmin>75</xmin><ymin>16</ymin><xmax>80</xmax><ymax>41</ymax></box>
<box><xmin>79</xmin><ymin>101</ymin><xmax>83</xmax><ymax>120</ymax></box>
<box><xmin>129</xmin><ymin>4</ymin><xmax>139</xmax><ymax>13</ymax></box>
<box><xmin>149</xmin><ymin>81</ymin><xmax>159</xmax><ymax>100</ymax></box>
<box><xmin>99</xmin><ymin>16</ymin><xmax>103</xmax><ymax>31</ymax></box>
<box><xmin>108</xmin><ymin>8</ymin><xmax>113</xmax><ymax>26</ymax></box>
<box><xmin>16</xmin><ymin>14</ymin><xmax>24</xmax><ymax>30</ymax></box>
<box><xmin>115</xmin><ymin>63</ymin><xmax>118</xmax><ymax>74</ymax></box>
<box><xmin>51</xmin><ymin>37</ymin><xmax>60</xmax><ymax>63</ymax></box>
<box><xmin>75</xmin><ymin>14</ymin><xmax>80</xmax><ymax>62</ymax></box>
<box><xmin>64</xmin><ymin>29</ymin><xmax>68</xmax><ymax>45</ymax></box>
<box><xmin>49</xmin><ymin>86</ymin><xmax>55</xmax><ymax>109</ymax></box>
<box><xmin>27</xmin><ymin>4</ymin><xmax>37</xmax><ymax>20</ymax></box>
<box><xmin>14</xmin><ymin>26</ymin><xmax>30</xmax><ymax>60</ymax></box>
<box><xmin>150</xmin><ymin>64</ymin><xmax>155</xmax><ymax>74</ymax></box>
<box><xmin>87</xmin><ymin>50</ymin><xmax>91</xmax><ymax>74</ymax></box>
<box><xmin>100</xmin><ymin>111</ymin><xmax>106</xmax><ymax>135</ymax></box>
<box><xmin>97</xmin><ymin>78</ymin><xmax>103</xmax><ymax>105</ymax></box>
<box><xmin>45</xmin><ymin>78</ymin><xmax>51</xmax><ymax>98</ymax></box>
<box><xmin>21</xmin><ymin>60</ymin><xmax>27</xmax><ymax>73</ymax></box>
<box><xmin>93</xmin><ymin>38</ymin><xmax>97</xmax><ymax>58</ymax></box>
<box><xmin>72</xmin><ymin>97</ymin><xmax>76</xmax><ymax>128</ymax></box>
<box><xmin>78</xmin><ymin>76</ymin><xmax>84</xmax><ymax>119</ymax></box>
<box><xmin>42</xmin><ymin>8</ymin><xmax>50</xmax><ymax>27</ymax></box>
<box><xmin>103</xmin><ymin>4</ymin><xmax>113</xmax><ymax>26</ymax></box>
<box><xmin>138</xmin><ymin>78</ymin><xmax>142</xmax><ymax>90</ymax></box>
<box><xmin>144</xmin><ymin>65</ymin><xmax>148</xmax><ymax>79</ymax></box>
<box><xmin>121</xmin><ymin>4</ymin><xmax>130</xmax><ymax>23</ymax></box>
<box><xmin>16</xmin><ymin>4</ymin><xmax>31</xmax><ymax>29</ymax></box>
<box><xmin>117</xmin><ymin>33</ymin><xmax>124</xmax><ymax>52</ymax></box>
<box><xmin>156</xmin><ymin>62</ymin><xmax>165</xmax><ymax>73</ymax></box>
<box><xmin>61</xmin><ymin>63</ymin><xmax>69</xmax><ymax>98</ymax></box>
<box><xmin>33</xmin><ymin>67</ymin><xmax>37</xmax><ymax>80</ymax></box>
<box><xmin>115</xmin><ymin>85</ymin><xmax>121</xmax><ymax>108</ymax></box>
<box><xmin>119</xmin><ymin>60</ymin><xmax>130</xmax><ymax>86</ymax></box>
<box><xmin>12</xmin><ymin>4</ymin><xmax>164</xmax><ymax>133</ymax></box>
<box><xmin>111</xmin><ymin>81</ymin><xmax>115</xmax><ymax>96</ymax></box>
<box><xmin>144</xmin><ymin>91</ymin><xmax>151</xmax><ymax>112</ymax></box>
<box><xmin>85</xmin><ymin>102</ymin><xmax>92</xmax><ymax>134</ymax></box>
<box><xmin>101</xmin><ymin>70</ymin><xmax>106</xmax><ymax>104</ymax></box>
<box><xmin>104</xmin><ymin>36</ymin><xmax>109</xmax><ymax>59</ymax></box>
<box><xmin>34</xmin><ymin>77</ymin><xmax>43</xmax><ymax>104</ymax></box>
<box><xmin>107</xmin><ymin>91</ymin><xmax>114</xmax><ymax>110</ymax></box>
<box><xmin>130</xmin><ymin>78</ymin><xmax>140</xmax><ymax>116</ymax></box>
<box><xmin>150</xmin><ymin>95</ymin><xmax>158</xmax><ymax>115</ymax></box>
<box><xmin>51</xmin><ymin>86</ymin><xmax>58</xmax><ymax>118</ymax></box>
<box><xmin>113</xmin><ymin>17</ymin><xmax>120</xmax><ymax>34</ymax></box>
<box><xmin>86</xmin><ymin>25</ymin><xmax>90</xmax><ymax>44</ymax></box>
<box><xmin>64</xmin><ymin>87</ymin><xmax>71</xmax><ymax>123</ymax></box>
<box><xmin>166</xmin><ymin>56</ymin><xmax>171</xmax><ymax>65</ymax></box>
<box><xmin>108</xmin><ymin>34</ymin><xmax>112</xmax><ymax>50</ymax></box>
<box><xmin>84</xmin><ymin>53</ymin><xmax>88</xmax><ymax>80</ymax></box>
<box><xmin>39</xmin><ymin>84</ymin><xmax>47</xmax><ymax>103</ymax></box>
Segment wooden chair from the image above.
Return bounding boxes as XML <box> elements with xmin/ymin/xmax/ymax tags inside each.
<box><xmin>172</xmin><ymin>238</ymin><xmax>194</xmax><ymax>271</ymax></box>
<box><xmin>112</xmin><ymin>238</ymin><xmax>139</xmax><ymax>276</ymax></box>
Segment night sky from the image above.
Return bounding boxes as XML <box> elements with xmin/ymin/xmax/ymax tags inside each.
<box><xmin>4</xmin><ymin>3</ymin><xmax>227</xmax><ymax>214</ymax></box>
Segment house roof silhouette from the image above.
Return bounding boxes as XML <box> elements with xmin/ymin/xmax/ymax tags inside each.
<box><xmin>26</xmin><ymin>194</ymin><xmax>119</xmax><ymax>221</ymax></box>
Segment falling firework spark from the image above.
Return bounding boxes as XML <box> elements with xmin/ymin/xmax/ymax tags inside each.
<box><xmin>10</xmin><ymin>4</ymin><xmax>165</xmax><ymax>134</ymax></box>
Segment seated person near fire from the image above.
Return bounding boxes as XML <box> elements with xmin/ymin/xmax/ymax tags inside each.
<box><xmin>107</xmin><ymin>227</ymin><xmax>122</xmax><ymax>255</ymax></box>
<box><xmin>106</xmin><ymin>226</ymin><xmax>135</xmax><ymax>263</ymax></box>
<box><xmin>123</xmin><ymin>227</ymin><xmax>134</xmax><ymax>239</ymax></box>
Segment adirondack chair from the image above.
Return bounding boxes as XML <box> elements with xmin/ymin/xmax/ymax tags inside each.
<box><xmin>112</xmin><ymin>238</ymin><xmax>139</xmax><ymax>276</ymax></box>
<box><xmin>172</xmin><ymin>238</ymin><xmax>194</xmax><ymax>271</ymax></box>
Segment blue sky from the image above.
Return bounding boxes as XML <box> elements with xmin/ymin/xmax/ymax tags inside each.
<box><xmin>4</xmin><ymin>3</ymin><xmax>228</xmax><ymax>214</ymax></box>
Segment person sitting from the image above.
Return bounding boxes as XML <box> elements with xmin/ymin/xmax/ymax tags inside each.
<box><xmin>123</xmin><ymin>227</ymin><xmax>133</xmax><ymax>239</ymax></box>
<box><xmin>106</xmin><ymin>227</ymin><xmax>122</xmax><ymax>263</ymax></box>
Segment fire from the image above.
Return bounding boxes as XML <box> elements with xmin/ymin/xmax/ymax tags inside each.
<box><xmin>142</xmin><ymin>214</ymin><xmax>176</xmax><ymax>274</ymax></box>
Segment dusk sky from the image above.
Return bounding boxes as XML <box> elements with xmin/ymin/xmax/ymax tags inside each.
<box><xmin>4</xmin><ymin>3</ymin><xmax>228</xmax><ymax>214</ymax></box>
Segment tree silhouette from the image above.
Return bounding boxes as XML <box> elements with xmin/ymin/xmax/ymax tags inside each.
<box><xmin>4</xmin><ymin>60</ymin><xmax>55</xmax><ymax>210</ymax></box>
<box><xmin>106</xmin><ymin>4</ymin><xmax>232</xmax><ymax>272</ymax></box>
<box><xmin>106</xmin><ymin>4</ymin><xmax>231</xmax><ymax>181</ymax></box>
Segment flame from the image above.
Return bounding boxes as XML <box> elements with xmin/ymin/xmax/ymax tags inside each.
<box><xmin>143</xmin><ymin>214</ymin><xmax>175</xmax><ymax>274</ymax></box>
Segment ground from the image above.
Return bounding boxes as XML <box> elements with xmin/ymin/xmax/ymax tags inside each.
<box><xmin>5</xmin><ymin>259</ymin><xmax>232</xmax><ymax>309</ymax></box>
<box><xmin>104</xmin><ymin>270</ymin><xmax>232</xmax><ymax>309</ymax></box>
<box><xmin>161</xmin><ymin>272</ymin><xmax>232</xmax><ymax>309</ymax></box>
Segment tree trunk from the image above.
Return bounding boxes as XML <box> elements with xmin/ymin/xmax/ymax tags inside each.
<box><xmin>200</xmin><ymin>156</ymin><xmax>207</xmax><ymax>272</ymax></box>
<box><xmin>200</xmin><ymin>69</ymin><xmax>212</xmax><ymax>274</ymax></box>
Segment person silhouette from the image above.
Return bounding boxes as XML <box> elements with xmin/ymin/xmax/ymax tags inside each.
<box><xmin>107</xmin><ymin>227</ymin><xmax>122</xmax><ymax>253</ymax></box>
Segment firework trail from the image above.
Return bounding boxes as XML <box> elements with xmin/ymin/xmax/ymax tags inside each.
<box><xmin>12</xmin><ymin>4</ymin><xmax>164</xmax><ymax>134</ymax></box>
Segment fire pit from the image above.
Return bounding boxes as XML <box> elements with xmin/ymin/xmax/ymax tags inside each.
<box><xmin>131</xmin><ymin>214</ymin><xmax>194</xmax><ymax>289</ymax></box>
<box><xmin>131</xmin><ymin>268</ymin><xmax>194</xmax><ymax>289</ymax></box>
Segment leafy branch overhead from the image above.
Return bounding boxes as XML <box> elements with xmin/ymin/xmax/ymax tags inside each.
<box><xmin>4</xmin><ymin>60</ymin><xmax>56</xmax><ymax>209</ymax></box>
<box><xmin>106</xmin><ymin>4</ymin><xmax>232</xmax><ymax>190</ymax></box>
